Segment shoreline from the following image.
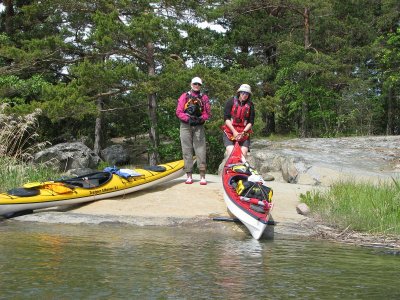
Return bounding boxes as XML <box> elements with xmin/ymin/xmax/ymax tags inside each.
<box><xmin>11</xmin><ymin>173</ymin><xmax>400</xmax><ymax>250</ymax></box>
<box><xmin>12</xmin><ymin>173</ymin><xmax>313</xmax><ymax>231</ymax></box>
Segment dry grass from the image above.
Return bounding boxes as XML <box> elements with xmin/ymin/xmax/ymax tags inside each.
<box><xmin>0</xmin><ymin>103</ymin><xmax>48</xmax><ymax>161</ymax></box>
<box><xmin>0</xmin><ymin>104</ymin><xmax>59</xmax><ymax>192</ymax></box>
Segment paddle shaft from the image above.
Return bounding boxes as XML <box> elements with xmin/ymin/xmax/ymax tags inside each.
<box><xmin>212</xmin><ymin>216</ymin><xmax>276</xmax><ymax>226</ymax></box>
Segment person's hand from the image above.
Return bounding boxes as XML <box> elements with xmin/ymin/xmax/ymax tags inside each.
<box><xmin>189</xmin><ymin>116</ymin><xmax>201</xmax><ymax>126</ymax></box>
<box><xmin>189</xmin><ymin>116</ymin><xmax>204</xmax><ymax>126</ymax></box>
<box><xmin>197</xmin><ymin>116</ymin><xmax>205</xmax><ymax>125</ymax></box>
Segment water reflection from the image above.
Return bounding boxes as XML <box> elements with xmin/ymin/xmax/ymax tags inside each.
<box><xmin>0</xmin><ymin>222</ymin><xmax>399</xmax><ymax>299</ymax></box>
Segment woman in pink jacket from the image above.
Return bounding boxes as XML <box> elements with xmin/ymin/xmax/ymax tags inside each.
<box><xmin>176</xmin><ymin>77</ymin><xmax>211</xmax><ymax>185</ymax></box>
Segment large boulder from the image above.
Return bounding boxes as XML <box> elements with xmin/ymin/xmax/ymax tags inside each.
<box><xmin>100</xmin><ymin>144</ymin><xmax>130</xmax><ymax>166</ymax></box>
<box><xmin>34</xmin><ymin>142</ymin><xmax>101</xmax><ymax>172</ymax></box>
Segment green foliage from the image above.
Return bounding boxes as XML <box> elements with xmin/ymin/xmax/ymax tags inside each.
<box><xmin>301</xmin><ymin>179</ymin><xmax>400</xmax><ymax>235</ymax></box>
<box><xmin>0</xmin><ymin>75</ymin><xmax>50</xmax><ymax>107</ymax></box>
<box><xmin>1</xmin><ymin>0</ymin><xmax>398</xmax><ymax>167</ymax></box>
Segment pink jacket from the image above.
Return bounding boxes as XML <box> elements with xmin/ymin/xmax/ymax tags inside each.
<box><xmin>176</xmin><ymin>90</ymin><xmax>211</xmax><ymax>123</ymax></box>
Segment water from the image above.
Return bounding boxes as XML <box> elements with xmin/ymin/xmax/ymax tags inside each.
<box><xmin>1</xmin><ymin>222</ymin><xmax>399</xmax><ymax>299</ymax></box>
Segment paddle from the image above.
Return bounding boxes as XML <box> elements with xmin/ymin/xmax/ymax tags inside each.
<box><xmin>212</xmin><ymin>216</ymin><xmax>276</xmax><ymax>226</ymax></box>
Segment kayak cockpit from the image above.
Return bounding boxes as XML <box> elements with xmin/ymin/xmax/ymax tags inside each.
<box><xmin>60</xmin><ymin>172</ymin><xmax>112</xmax><ymax>188</ymax></box>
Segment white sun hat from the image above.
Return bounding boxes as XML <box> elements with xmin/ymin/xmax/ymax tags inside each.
<box><xmin>191</xmin><ymin>77</ymin><xmax>203</xmax><ymax>85</ymax></box>
<box><xmin>237</xmin><ymin>84</ymin><xmax>252</xmax><ymax>94</ymax></box>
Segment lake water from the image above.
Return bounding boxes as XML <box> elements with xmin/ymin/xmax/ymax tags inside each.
<box><xmin>1</xmin><ymin>221</ymin><xmax>399</xmax><ymax>299</ymax></box>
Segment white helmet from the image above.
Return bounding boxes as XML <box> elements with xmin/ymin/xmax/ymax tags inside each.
<box><xmin>191</xmin><ymin>77</ymin><xmax>202</xmax><ymax>85</ymax></box>
<box><xmin>237</xmin><ymin>84</ymin><xmax>252</xmax><ymax>94</ymax></box>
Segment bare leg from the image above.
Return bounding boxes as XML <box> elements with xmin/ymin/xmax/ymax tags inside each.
<box><xmin>225</xmin><ymin>145</ymin><xmax>234</xmax><ymax>157</ymax></box>
<box><xmin>199</xmin><ymin>170</ymin><xmax>207</xmax><ymax>185</ymax></box>
<box><xmin>241</xmin><ymin>146</ymin><xmax>249</xmax><ymax>157</ymax></box>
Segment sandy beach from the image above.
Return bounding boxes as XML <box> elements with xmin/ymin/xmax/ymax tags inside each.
<box><xmin>14</xmin><ymin>172</ymin><xmax>317</xmax><ymax>238</ymax></box>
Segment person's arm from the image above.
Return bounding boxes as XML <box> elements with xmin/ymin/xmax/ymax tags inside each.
<box><xmin>176</xmin><ymin>93</ymin><xmax>190</xmax><ymax>122</ymax></box>
<box><xmin>224</xmin><ymin>99</ymin><xmax>240</xmax><ymax>138</ymax></box>
<box><xmin>223</xmin><ymin>98</ymin><xmax>233</xmax><ymax>121</ymax></box>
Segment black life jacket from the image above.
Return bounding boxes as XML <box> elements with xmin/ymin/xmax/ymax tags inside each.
<box><xmin>184</xmin><ymin>91</ymin><xmax>204</xmax><ymax>117</ymax></box>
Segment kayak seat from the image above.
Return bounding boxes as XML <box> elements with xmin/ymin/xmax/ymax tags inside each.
<box><xmin>60</xmin><ymin>172</ymin><xmax>112</xmax><ymax>188</ymax></box>
<box><xmin>229</xmin><ymin>175</ymin><xmax>248</xmax><ymax>187</ymax></box>
<box><xmin>82</xmin><ymin>179</ymin><xmax>99</xmax><ymax>188</ymax></box>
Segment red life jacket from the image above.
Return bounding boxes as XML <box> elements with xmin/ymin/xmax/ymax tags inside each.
<box><xmin>184</xmin><ymin>91</ymin><xmax>204</xmax><ymax>117</ymax></box>
<box><xmin>230</xmin><ymin>97</ymin><xmax>252</xmax><ymax>131</ymax></box>
<box><xmin>221</xmin><ymin>97</ymin><xmax>253</xmax><ymax>141</ymax></box>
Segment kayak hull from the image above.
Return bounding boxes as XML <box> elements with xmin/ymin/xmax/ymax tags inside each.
<box><xmin>222</xmin><ymin>143</ymin><xmax>273</xmax><ymax>239</ymax></box>
<box><xmin>0</xmin><ymin>160</ymin><xmax>184</xmax><ymax>217</ymax></box>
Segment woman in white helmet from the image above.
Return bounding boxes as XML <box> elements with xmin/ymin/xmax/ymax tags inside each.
<box><xmin>176</xmin><ymin>76</ymin><xmax>211</xmax><ymax>185</ymax></box>
<box><xmin>222</xmin><ymin>84</ymin><xmax>255</xmax><ymax>157</ymax></box>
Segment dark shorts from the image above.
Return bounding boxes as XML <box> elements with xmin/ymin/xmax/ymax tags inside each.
<box><xmin>222</xmin><ymin>133</ymin><xmax>251</xmax><ymax>148</ymax></box>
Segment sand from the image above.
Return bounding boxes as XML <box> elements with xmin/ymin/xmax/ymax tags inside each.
<box><xmin>14</xmin><ymin>173</ymin><xmax>318</xmax><ymax>237</ymax></box>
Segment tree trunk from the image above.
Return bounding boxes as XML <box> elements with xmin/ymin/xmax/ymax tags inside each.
<box><xmin>146</xmin><ymin>41</ymin><xmax>160</xmax><ymax>165</ymax></box>
<box><xmin>304</xmin><ymin>7</ymin><xmax>311</xmax><ymax>49</ymax></box>
<box><xmin>386</xmin><ymin>87</ymin><xmax>394</xmax><ymax>135</ymax></box>
<box><xmin>263</xmin><ymin>111</ymin><xmax>276</xmax><ymax>135</ymax></box>
<box><xmin>300</xmin><ymin>7</ymin><xmax>311</xmax><ymax>137</ymax></box>
<box><xmin>300</xmin><ymin>101</ymin><xmax>308</xmax><ymax>138</ymax></box>
<box><xmin>93</xmin><ymin>98</ymin><xmax>103</xmax><ymax>155</ymax></box>
<box><xmin>4</xmin><ymin>0</ymin><xmax>15</xmax><ymax>35</ymax></box>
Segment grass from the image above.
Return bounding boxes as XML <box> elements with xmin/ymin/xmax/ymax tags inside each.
<box><xmin>0</xmin><ymin>157</ymin><xmax>61</xmax><ymax>192</ymax></box>
<box><xmin>0</xmin><ymin>103</ymin><xmax>61</xmax><ymax>192</ymax></box>
<box><xmin>300</xmin><ymin>178</ymin><xmax>400</xmax><ymax>235</ymax></box>
<box><xmin>264</xmin><ymin>133</ymin><xmax>298</xmax><ymax>142</ymax></box>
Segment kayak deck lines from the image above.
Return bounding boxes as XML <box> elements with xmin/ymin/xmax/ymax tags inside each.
<box><xmin>0</xmin><ymin>160</ymin><xmax>185</xmax><ymax>217</ymax></box>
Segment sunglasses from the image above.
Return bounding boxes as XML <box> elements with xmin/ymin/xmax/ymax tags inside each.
<box><xmin>240</xmin><ymin>92</ymin><xmax>250</xmax><ymax>95</ymax></box>
<box><xmin>192</xmin><ymin>83</ymin><xmax>202</xmax><ymax>86</ymax></box>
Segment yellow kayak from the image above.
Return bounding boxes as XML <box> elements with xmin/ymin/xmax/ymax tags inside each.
<box><xmin>0</xmin><ymin>160</ymin><xmax>185</xmax><ymax>217</ymax></box>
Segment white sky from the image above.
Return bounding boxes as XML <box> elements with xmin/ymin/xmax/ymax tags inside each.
<box><xmin>197</xmin><ymin>21</ymin><xmax>226</xmax><ymax>33</ymax></box>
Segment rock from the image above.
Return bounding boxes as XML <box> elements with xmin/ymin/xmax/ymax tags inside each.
<box><xmin>281</xmin><ymin>158</ymin><xmax>299</xmax><ymax>183</ymax></box>
<box><xmin>263</xmin><ymin>173</ymin><xmax>275</xmax><ymax>181</ymax></box>
<box><xmin>34</xmin><ymin>142</ymin><xmax>101</xmax><ymax>172</ymax></box>
<box><xmin>101</xmin><ymin>144</ymin><xmax>130</xmax><ymax>166</ymax></box>
<box><xmin>296</xmin><ymin>203</ymin><xmax>310</xmax><ymax>216</ymax></box>
<box><xmin>249</xmin><ymin>136</ymin><xmax>400</xmax><ymax>186</ymax></box>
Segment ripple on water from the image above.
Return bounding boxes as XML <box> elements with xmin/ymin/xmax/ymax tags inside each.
<box><xmin>0</xmin><ymin>222</ymin><xmax>399</xmax><ymax>299</ymax></box>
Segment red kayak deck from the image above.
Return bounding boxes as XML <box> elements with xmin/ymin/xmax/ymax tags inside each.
<box><xmin>222</xmin><ymin>142</ymin><xmax>273</xmax><ymax>237</ymax></box>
